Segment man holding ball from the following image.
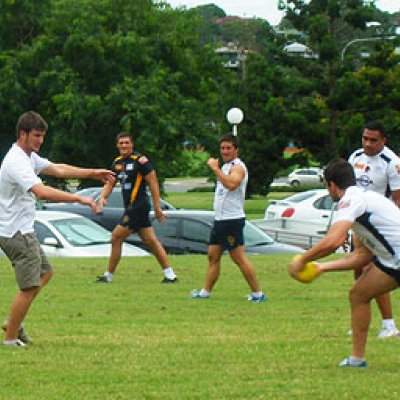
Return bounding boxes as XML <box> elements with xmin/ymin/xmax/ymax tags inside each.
<box><xmin>289</xmin><ymin>158</ymin><xmax>400</xmax><ymax>367</ymax></box>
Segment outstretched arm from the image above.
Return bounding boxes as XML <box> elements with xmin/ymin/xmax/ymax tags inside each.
<box><xmin>42</xmin><ymin>163</ymin><xmax>115</xmax><ymax>184</ymax></box>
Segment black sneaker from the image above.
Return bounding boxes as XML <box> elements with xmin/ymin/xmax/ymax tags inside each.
<box><xmin>95</xmin><ymin>275</ymin><xmax>111</xmax><ymax>283</ymax></box>
<box><xmin>161</xmin><ymin>277</ymin><xmax>178</xmax><ymax>284</ymax></box>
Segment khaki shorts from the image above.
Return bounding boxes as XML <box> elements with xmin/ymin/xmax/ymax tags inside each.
<box><xmin>0</xmin><ymin>231</ymin><xmax>52</xmax><ymax>290</ymax></box>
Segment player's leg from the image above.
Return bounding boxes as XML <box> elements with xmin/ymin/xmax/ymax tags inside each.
<box><xmin>229</xmin><ymin>246</ymin><xmax>260</xmax><ymax>292</ymax></box>
<box><xmin>204</xmin><ymin>244</ymin><xmax>223</xmax><ymax>292</ymax></box>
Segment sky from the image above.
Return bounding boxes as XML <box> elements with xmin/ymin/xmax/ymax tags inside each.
<box><xmin>166</xmin><ymin>0</ymin><xmax>399</xmax><ymax>26</ymax></box>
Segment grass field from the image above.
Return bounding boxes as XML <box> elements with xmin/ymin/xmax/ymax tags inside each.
<box><xmin>1</xmin><ymin>254</ymin><xmax>399</xmax><ymax>399</ymax></box>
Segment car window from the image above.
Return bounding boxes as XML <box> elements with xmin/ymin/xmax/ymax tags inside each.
<box><xmin>152</xmin><ymin>218</ymin><xmax>178</xmax><ymax>238</ymax></box>
<box><xmin>285</xmin><ymin>192</ymin><xmax>319</xmax><ymax>203</ymax></box>
<box><xmin>313</xmin><ymin>195</ymin><xmax>334</xmax><ymax>210</ymax></box>
<box><xmin>51</xmin><ymin>218</ymin><xmax>110</xmax><ymax>246</ymax></box>
<box><xmin>181</xmin><ymin>219</ymin><xmax>210</xmax><ymax>243</ymax></box>
<box><xmin>34</xmin><ymin>221</ymin><xmax>57</xmax><ymax>244</ymax></box>
<box><xmin>244</xmin><ymin>222</ymin><xmax>274</xmax><ymax>245</ymax></box>
<box><xmin>106</xmin><ymin>192</ymin><xmax>124</xmax><ymax>208</ymax></box>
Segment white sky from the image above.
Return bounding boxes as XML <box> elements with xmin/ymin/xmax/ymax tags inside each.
<box><xmin>166</xmin><ymin>0</ymin><xmax>399</xmax><ymax>26</ymax></box>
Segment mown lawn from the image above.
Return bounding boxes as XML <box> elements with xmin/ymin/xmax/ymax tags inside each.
<box><xmin>1</xmin><ymin>254</ymin><xmax>399</xmax><ymax>399</ymax></box>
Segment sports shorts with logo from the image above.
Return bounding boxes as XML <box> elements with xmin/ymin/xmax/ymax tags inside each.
<box><xmin>373</xmin><ymin>256</ymin><xmax>400</xmax><ymax>285</ymax></box>
<box><xmin>121</xmin><ymin>202</ymin><xmax>151</xmax><ymax>232</ymax></box>
<box><xmin>209</xmin><ymin>218</ymin><xmax>245</xmax><ymax>250</ymax></box>
<box><xmin>0</xmin><ymin>231</ymin><xmax>52</xmax><ymax>290</ymax></box>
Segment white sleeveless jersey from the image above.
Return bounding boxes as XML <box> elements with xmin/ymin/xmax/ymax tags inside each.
<box><xmin>213</xmin><ymin>158</ymin><xmax>248</xmax><ymax>221</ymax></box>
<box><xmin>348</xmin><ymin>146</ymin><xmax>400</xmax><ymax>196</ymax></box>
<box><xmin>333</xmin><ymin>186</ymin><xmax>400</xmax><ymax>269</ymax></box>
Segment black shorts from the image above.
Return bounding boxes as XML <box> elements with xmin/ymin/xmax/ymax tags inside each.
<box><xmin>120</xmin><ymin>203</ymin><xmax>151</xmax><ymax>232</ymax></box>
<box><xmin>373</xmin><ymin>257</ymin><xmax>400</xmax><ymax>285</ymax></box>
<box><xmin>209</xmin><ymin>218</ymin><xmax>245</xmax><ymax>250</ymax></box>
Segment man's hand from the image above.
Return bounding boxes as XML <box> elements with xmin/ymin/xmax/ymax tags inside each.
<box><xmin>93</xmin><ymin>169</ymin><xmax>116</xmax><ymax>184</ymax></box>
<box><xmin>154</xmin><ymin>207</ymin><xmax>166</xmax><ymax>223</ymax></box>
<box><xmin>77</xmin><ymin>196</ymin><xmax>98</xmax><ymax>213</ymax></box>
<box><xmin>96</xmin><ymin>197</ymin><xmax>108</xmax><ymax>213</ymax></box>
<box><xmin>207</xmin><ymin>158</ymin><xmax>219</xmax><ymax>172</ymax></box>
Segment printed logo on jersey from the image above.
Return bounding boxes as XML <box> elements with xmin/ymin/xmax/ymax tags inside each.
<box><xmin>356</xmin><ymin>174</ymin><xmax>373</xmax><ymax>187</ymax></box>
<box><xmin>395</xmin><ymin>165</ymin><xmax>400</xmax><ymax>175</ymax></box>
<box><xmin>138</xmin><ymin>156</ymin><xmax>149</xmax><ymax>165</ymax></box>
<box><xmin>354</xmin><ymin>163</ymin><xmax>365</xmax><ymax>170</ymax></box>
<box><xmin>115</xmin><ymin>164</ymin><xmax>124</xmax><ymax>171</ymax></box>
<box><xmin>123</xmin><ymin>215</ymin><xmax>130</xmax><ymax>224</ymax></box>
<box><xmin>338</xmin><ymin>199</ymin><xmax>351</xmax><ymax>210</ymax></box>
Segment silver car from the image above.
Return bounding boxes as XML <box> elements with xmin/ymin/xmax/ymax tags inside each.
<box><xmin>34</xmin><ymin>210</ymin><xmax>150</xmax><ymax>258</ymax></box>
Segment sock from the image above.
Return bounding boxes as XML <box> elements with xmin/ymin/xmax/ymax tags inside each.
<box><xmin>3</xmin><ymin>339</ymin><xmax>18</xmax><ymax>346</ymax></box>
<box><xmin>199</xmin><ymin>289</ymin><xmax>210</xmax><ymax>297</ymax></box>
<box><xmin>349</xmin><ymin>356</ymin><xmax>365</xmax><ymax>366</ymax></box>
<box><xmin>104</xmin><ymin>271</ymin><xmax>113</xmax><ymax>281</ymax></box>
<box><xmin>163</xmin><ymin>267</ymin><xmax>176</xmax><ymax>279</ymax></box>
<box><xmin>382</xmin><ymin>319</ymin><xmax>396</xmax><ymax>329</ymax></box>
<box><xmin>252</xmin><ymin>291</ymin><xmax>263</xmax><ymax>298</ymax></box>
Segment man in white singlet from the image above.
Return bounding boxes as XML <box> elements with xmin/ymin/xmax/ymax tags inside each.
<box><xmin>348</xmin><ymin>120</ymin><xmax>400</xmax><ymax>338</ymax></box>
<box><xmin>192</xmin><ymin>133</ymin><xmax>266</xmax><ymax>302</ymax></box>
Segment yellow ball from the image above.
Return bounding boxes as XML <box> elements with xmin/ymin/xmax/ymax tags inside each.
<box><xmin>296</xmin><ymin>261</ymin><xmax>319</xmax><ymax>283</ymax></box>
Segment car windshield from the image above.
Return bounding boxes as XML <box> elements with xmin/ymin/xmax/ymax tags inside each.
<box><xmin>244</xmin><ymin>222</ymin><xmax>274</xmax><ymax>246</ymax></box>
<box><xmin>51</xmin><ymin>218</ymin><xmax>111</xmax><ymax>246</ymax></box>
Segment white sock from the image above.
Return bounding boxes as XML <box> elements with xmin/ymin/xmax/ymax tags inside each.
<box><xmin>3</xmin><ymin>339</ymin><xmax>18</xmax><ymax>346</ymax></box>
<box><xmin>199</xmin><ymin>289</ymin><xmax>210</xmax><ymax>297</ymax></box>
<box><xmin>163</xmin><ymin>267</ymin><xmax>176</xmax><ymax>279</ymax></box>
<box><xmin>382</xmin><ymin>319</ymin><xmax>396</xmax><ymax>329</ymax></box>
<box><xmin>104</xmin><ymin>271</ymin><xmax>113</xmax><ymax>281</ymax></box>
<box><xmin>252</xmin><ymin>291</ymin><xmax>263</xmax><ymax>298</ymax></box>
<box><xmin>350</xmin><ymin>356</ymin><xmax>365</xmax><ymax>365</ymax></box>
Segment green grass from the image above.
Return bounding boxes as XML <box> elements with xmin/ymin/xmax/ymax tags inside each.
<box><xmin>1</xmin><ymin>255</ymin><xmax>399</xmax><ymax>399</ymax></box>
<box><xmin>165</xmin><ymin>191</ymin><xmax>293</xmax><ymax>220</ymax></box>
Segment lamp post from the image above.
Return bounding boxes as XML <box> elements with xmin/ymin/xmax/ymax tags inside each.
<box><xmin>226</xmin><ymin>107</ymin><xmax>244</xmax><ymax>136</ymax></box>
<box><xmin>341</xmin><ymin>36</ymin><xmax>397</xmax><ymax>60</ymax></box>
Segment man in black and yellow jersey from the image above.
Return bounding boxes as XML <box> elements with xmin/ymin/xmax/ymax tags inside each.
<box><xmin>95</xmin><ymin>132</ymin><xmax>178</xmax><ymax>283</ymax></box>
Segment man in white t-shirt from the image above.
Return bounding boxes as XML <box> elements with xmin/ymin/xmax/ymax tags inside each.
<box><xmin>0</xmin><ymin>111</ymin><xmax>115</xmax><ymax>347</ymax></box>
<box><xmin>290</xmin><ymin>158</ymin><xmax>400</xmax><ymax>367</ymax></box>
<box><xmin>348</xmin><ymin>120</ymin><xmax>400</xmax><ymax>338</ymax></box>
<box><xmin>191</xmin><ymin>133</ymin><xmax>266</xmax><ymax>302</ymax></box>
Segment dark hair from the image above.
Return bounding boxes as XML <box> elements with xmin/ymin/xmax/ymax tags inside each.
<box><xmin>220</xmin><ymin>133</ymin><xmax>239</xmax><ymax>149</ymax></box>
<box><xmin>16</xmin><ymin>111</ymin><xmax>48</xmax><ymax>138</ymax></box>
<box><xmin>116</xmin><ymin>132</ymin><xmax>133</xmax><ymax>143</ymax></box>
<box><xmin>324</xmin><ymin>158</ymin><xmax>356</xmax><ymax>189</ymax></box>
<box><xmin>365</xmin><ymin>120</ymin><xmax>386</xmax><ymax>137</ymax></box>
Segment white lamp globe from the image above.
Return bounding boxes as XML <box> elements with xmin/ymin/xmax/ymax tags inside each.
<box><xmin>226</xmin><ymin>107</ymin><xmax>244</xmax><ymax>125</ymax></box>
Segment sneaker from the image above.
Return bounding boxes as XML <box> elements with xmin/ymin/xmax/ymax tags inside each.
<box><xmin>247</xmin><ymin>294</ymin><xmax>267</xmax><ymax>303</ymax></box>
<box><xmin>95</xmin><ymin>275</ymin><xmax>111</xmax><ymax>283</ymax></box>
<box><xmin>377</xmin><ymin>326</ymin><xmax>400</xmax><ymax>339</ymax></box>
<box><xmin>191</xmin><ymin>289</ymin><xmax>210</xmax><ymax>299</ymax></box>
<box><xmin>3</xmin><ymin>339</ymin><xmax>27</xmax><ymax>348</ymax></box>
<box><xmin>161</xmin><ymin>277</ymin><xmax>178</xmax><ymax>284</ymax></box>
<box><xmin>338</xmin><ymin>357</ymin><xmax>368</xmax><ymax>368</ymax></box>
<box><xmin>2</xmin><ymin>321</ymin><xmax>33</xmax><ymax>344</ymax></box>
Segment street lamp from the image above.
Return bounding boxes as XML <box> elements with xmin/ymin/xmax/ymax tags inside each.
<box><xmin>340</xmin><ymin>36</ymin><xmax>397</xmax><ymax>60</ymax></box>
<box><xmin>226</xmin><ymin>107</ymin><xmax>244</xmax><ymax>136</ymax></box>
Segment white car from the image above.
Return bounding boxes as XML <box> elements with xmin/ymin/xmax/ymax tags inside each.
<box><xmin>34</xmin><ymin>211</ymin><xmax>150</xmax><ymax>258</ymax></box>
<box><xmin>264</xmin><ymin>189</ymin><xmax>336</xmax><ymax>226</ymax></box>
<box><xmin>288</xmin><ymin>168</ymin><xmax>323</xmax><ymax>187</ymax></box>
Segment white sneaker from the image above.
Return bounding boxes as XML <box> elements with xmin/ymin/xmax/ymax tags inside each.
<box><xmin>3</xmin><ymin>339</ymin><xmax>26</xmax><ymax>347</ymax></box>
<box><xmin>377</xmin><ymin>326</ymin><xmax>400</xmax><ymax>339</ymax></box>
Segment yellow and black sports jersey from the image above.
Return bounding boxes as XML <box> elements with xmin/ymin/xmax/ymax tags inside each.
<box><xmin>112</xmin><ymin>151</ymin><xmax>154</xmax><ymax>209</ymax></box>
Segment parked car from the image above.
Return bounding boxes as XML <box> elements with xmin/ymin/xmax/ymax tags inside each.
<box><xmin>34</xmin><ymin>210</ymin><xmax>150</xmax><ymax>257</ymax></box>
<box><xmin>264</xmin><ymin>189</ymin><xmax>336</xmax><ymax>227</ymax></box>
<box><xmin>37</xmin><ymin>186</ymin><xmax>176</xmax><ymax>232</ymax></box>
<box><xmin>125</xmin><ymin>210</ymin><xmax>304</xmax><ymax>255</ymax></box>
<box><xmin>288</xmin><ymin>168</ymin><xmax>323</xmax><ymax>187</ymax></box>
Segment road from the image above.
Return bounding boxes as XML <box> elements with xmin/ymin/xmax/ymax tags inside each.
<box><xmin>164</xmin><ymin>177</ymin><xmax>214</xmax><ymax>193</ymax></box>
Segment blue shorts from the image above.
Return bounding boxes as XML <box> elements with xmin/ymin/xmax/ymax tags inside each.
<box><xmin>209</xmin><ymin>218</ymin><xmax>245</xmax><ymax>250</ymax></box>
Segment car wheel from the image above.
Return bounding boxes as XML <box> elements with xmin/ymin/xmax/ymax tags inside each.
<box><xmin>291</xmin><ymin>180</ymin><xmax>300</xmax><ymax>187</ymax></box>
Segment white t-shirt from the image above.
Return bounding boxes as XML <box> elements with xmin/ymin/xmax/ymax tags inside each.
<box><xmin>333</xmin><ymin>186</ymin><xmax>400</xmax><ymax>269</ymax></box>
<box><xmin>0</xmin><ymin>143</ymin><xmax>51</xmax><ymax>237</ymax></box>
<box><xmin>213</xmin><ymin>158</ymin><xmax>248</xmax><ymax>221</ymax></box>
<box><xmin>348</xmin><ymin>146</ymin><xmax>400</xmax><ymax>196</ymax></box>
